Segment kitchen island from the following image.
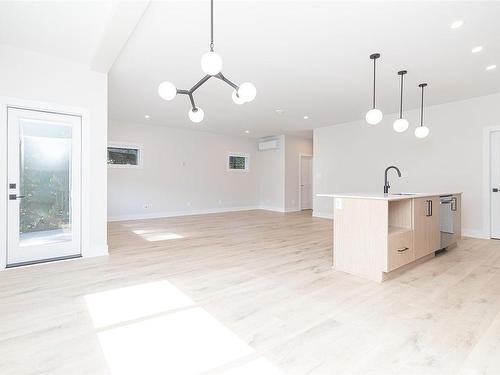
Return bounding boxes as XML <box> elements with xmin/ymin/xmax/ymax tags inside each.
<box><xmin>318</xmin><ymin>193</ymin><xmax>462</xmax><ymax>282</ymax></box>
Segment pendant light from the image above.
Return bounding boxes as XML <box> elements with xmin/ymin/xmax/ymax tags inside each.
<box><xmin>414</xmin><ymin>83</ymin><xmax>430</xmax><ymax>139</ymax></box>
<box><xmin>366</xmin><ymin>53</ymin><xmax>383</xmax><ymax>125</ymax></box>
<box><xmin>393</xmin><ymin>70</ymin><xmax>409</xmax><ymax>133</ymax></box>
<box><xmin>158</xmin><ymin>0</ymin><xmax>256</xmax><ymax>123</ymax></box>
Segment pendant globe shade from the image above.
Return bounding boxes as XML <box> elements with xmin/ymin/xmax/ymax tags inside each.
<box><xmin>188</xmin><ymin>107</ymin><xmax>205</xmax><ymax>123</ymax></box>
<box><xmin>366</xmin><ymin>108</ymin><xmax>383</xmax><ymax>125</ymax></box>
<box><xmin>414</xmin><ymin>125</ymin><xmax>430</xmax><ymax>138</ymax></box>
<box><xmin>158</xmin><ymin>81</ymin><xmax>177</xmax><ymax>101</ymax></box>
<box><xmin>393</xmin><ymin>118</ymin><xmax>409</xmax><ymax>132</ymax></box>
<box><xmin>201</xmin><ymin>51</ymin><xmax>223</xmax><ymax>76</ymax></box>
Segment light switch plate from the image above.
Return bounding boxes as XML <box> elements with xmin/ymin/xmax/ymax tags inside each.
<box><xmin>335</xmin><ymin>198</ymin><xmax>343</xmax><ymax>209</ymax></box>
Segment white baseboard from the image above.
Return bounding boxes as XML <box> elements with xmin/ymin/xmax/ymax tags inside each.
<box><xmin>258</xmin><ymin>205</ymin><xmax>285</xmax><ymax>213</ymax></box>
<box><xmin>462</xmin><ymin>228</ymin><xmax>490</xmax><ymax>239</ymax></box>
<box><xmin>108</xmin><ymin>206</ymin><xmax>262</xmax><ymax>222</ymax></box>
<box><xmin>83</xmin><ymin>245</ymin><xmax>109</xmax><ymax>258</ymax></box>
<box><xmin>312</xmin><ymin>211</ymin><xmax>333</xmax><ymax>220</ymax></box>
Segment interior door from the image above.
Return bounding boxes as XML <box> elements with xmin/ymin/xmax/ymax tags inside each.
<box><xmin>300</xmin><ymin>155</ymin><xmax>313</xmax><ymax>210</ymax></box>
<box><xmin>7</xmin><ymin>108</ymin><xmax>81</xmax><ymax>266</ymax></box>
<box><xmin>491</xmin><ymin>131</ymin><xmax>500</xmax><ymax>239</ymax></box>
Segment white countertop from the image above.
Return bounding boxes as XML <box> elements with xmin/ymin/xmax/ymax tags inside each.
<box><xmin>316</xmin><ymin>192</ymin><xmax>461</xmax><ymax>201</ymax></box>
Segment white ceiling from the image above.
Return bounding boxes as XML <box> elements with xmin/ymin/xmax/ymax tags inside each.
<box><xmin>1</xmin><ymin>1</ymin><xmax>500</xmax><ymax>138</ymax></box>
<box><xmin>0</xmin><ymin>1</ymin><xmax>116</xmax><ymax>65</ymax></box>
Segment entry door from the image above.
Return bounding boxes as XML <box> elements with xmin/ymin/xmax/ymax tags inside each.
<box><xmin>7</xmin><ymin>108</ymin><xmax>81</xmax><ymax>266</ymax></box>
<box><xmin>492</xmin><ymin>131</ymin><xmax>500</xmax><ymax>239</ymax></box>
<box><xmin>300</xmin><ymin>156</ymin><xmax>313</xmax><ymax>210</ymax></box>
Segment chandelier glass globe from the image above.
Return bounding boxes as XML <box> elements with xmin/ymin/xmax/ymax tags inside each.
<box><xmin>188</xmin><ymin>107</ymin><xmax>204</xmax><ymax>123</ymax></box>
<box><xmin>232</xmin><ymin>90</ymin><xmax>245</xmax><ymax>105</ymax></box>
<box><xmin>365</xmin><ymin>108</ymin><xmax>383</xmax><ymax>125</ymax></box>
<box><xmin>238</xmin><ymin>82</ymin><xmax>257</xmax><ymax>102</ymax></box>
<box><xmin>393</xmin><ymin>118</ymin><xmax>409</xmax><ymax>133</ymax></box>
<box><xmin>158</xmin><ymin>81</ymin><xmax>177</xmax><ymax>101</ymax></box>
<box><xmin>201</xmin><ymin>51</ymin><xmax>223</xmax><ymax>76</ymax></box>
<box><xmin>414</xmin><ymin>126</ymin><xmax>430</xmax><ymax>139</ymax></box>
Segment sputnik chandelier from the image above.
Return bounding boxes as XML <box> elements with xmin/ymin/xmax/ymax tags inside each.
<box><xmin>158</xmin><ymin>0</ymin><xmax>256</xmax><ymax>123</ymax></box>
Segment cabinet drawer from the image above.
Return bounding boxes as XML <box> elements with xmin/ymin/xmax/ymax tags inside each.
<box><xmin>387</xmin><ymin>231</ymin><xmax>414</xmax><ymax>272</ymax></box>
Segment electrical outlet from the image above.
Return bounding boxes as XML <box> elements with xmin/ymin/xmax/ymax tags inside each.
<box><xmin>218</xmin><ymin>199</ymin><xmax>222</xmax><ymax>205</ymax></box>
<box><xmin>143</xmin><ymin>203</ymin><xmax>152</xmax><ymax>209</ymax></box>
<box><xmin>187</xmin><ymin>201</ymin><xmax>191</xmax><ymax>207</ymax></box>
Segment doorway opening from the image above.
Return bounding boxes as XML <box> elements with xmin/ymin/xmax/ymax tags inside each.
<box><xmin>299</xmin><ymin>154</ymin><xmax>313</xmax><ymax>211</ymax></box>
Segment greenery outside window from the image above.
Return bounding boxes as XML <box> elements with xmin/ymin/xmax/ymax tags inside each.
<box><xmin>227</xmin><ymin>153</ymin><xmax>249</xmax><ymax>172</ymax></box>
<box><xmin>108</xmin><ymin>143</ymin><xmax>143</xmax><ymax>168</ymax></box>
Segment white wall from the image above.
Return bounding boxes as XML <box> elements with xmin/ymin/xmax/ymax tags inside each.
<box><xmin>284</xmin><ymin>135</ymin><xmax>313</xmax><ymax>212</ymax></box>
<box><xmin>257</xmin><ymin>135</ymin><xmax>286</xmax><ymax>212</ymax></box>
<box><xmin>0</xmin><ymin>44</ymin><xmax>108</xmax><ymax>268</ymax></box>
<box><xmin>108</xmin><ymin>122</ymin><xmax>261</xmax><ymax>220</ymax></box>
<box><xmin>313</xmin><ymin>92</ymin><xmax>500</xmax><ymax>238</ymax></box>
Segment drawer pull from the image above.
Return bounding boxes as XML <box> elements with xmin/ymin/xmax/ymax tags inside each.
<box><xmin>397</xmin><ymin>247</ymin><xmax>409</xmax><ymax>253</ymax></box>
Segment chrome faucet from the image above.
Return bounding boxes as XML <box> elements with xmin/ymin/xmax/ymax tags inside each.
<box><xmin>384</xmin><ymin>166</ymin><xmax>402</xmax><ymax>194</ymax></box>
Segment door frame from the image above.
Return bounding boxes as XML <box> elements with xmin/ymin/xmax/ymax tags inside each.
<box><xmin>0</xmin><ymin>97</ymin><xmax>90</xmax><ymax>270</ymax></box>
<box><xmin>485</xmin><ymin>127</ymin><xmax>500</xmax><ymax>239</ymax></box>
<box><xmin>298</xmin><ymin>153</ymin><xmax>313</xmax><ymax>211</ymax></box>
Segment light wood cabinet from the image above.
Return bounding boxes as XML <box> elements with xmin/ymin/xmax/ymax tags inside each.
<box><xmin>387</xmin><ymin>230</ymin><xmax>413</xmax><ymax>272</ymax></box>
<box><xmin>413</xmin><ymin>196</ymin><xmax>441</xmax><ymax>259</ymax></box>
<box><xmin>332</xmin><ymin>193</ymin><xmax>460</xmax><ymax>282</ymax></box>
<box><xmin>452</xmin><ymin>194</ymin><xmax>462</xmax><ymax>243</ymax></box>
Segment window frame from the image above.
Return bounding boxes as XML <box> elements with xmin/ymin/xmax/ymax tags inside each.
<box><xmin>107</xmin><ymin>142</ymin><xmax>143</xmax><ymax>169</ymax></box>
<box><xmin>227</xmin><ymin>152</ymin><xmax>250</xmax><ymax>172</ymax></box>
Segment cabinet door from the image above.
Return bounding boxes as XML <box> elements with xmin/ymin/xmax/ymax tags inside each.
<box><xmin>428</xmin><ymin>197</ymin><xmax>441</xmax><ymax>252</ymax></box>
<box><xmin>452</xmin><ymin>194</ymin><xmax>462</xmax><ymax>242</ymax></box>
<box><xmin>413</xmin><ymin>197</ymin><xmax>431</xmax><ymax>259</ymax></box>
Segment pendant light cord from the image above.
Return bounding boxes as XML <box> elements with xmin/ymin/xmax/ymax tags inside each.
<box><xmin>420</xmin><ymin>85</ymin><xmax>424</xmax><ymax>127</ymax></box>
<box><xmin>210</xmin><ymin>0</ymin><xmax>214</xmax><ymax>51</ymax></box>
<box><xmin>399</xmin><ymin>74</ymin><xmax>404</xmax><ymax>119</ymax></box>
<box><xmin>372</xmin><ymin>58</ymin><xmax>376</xmax><ymax>108</ymax></box>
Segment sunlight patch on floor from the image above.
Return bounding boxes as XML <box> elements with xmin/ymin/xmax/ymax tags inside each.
<box><xmin>97</xmin><ymin>307</ymin><xmax>254</xmax><ymax>375</ymax></box>
<box><xmin>85</xmin><ymin>281</ymin><xmax>194</xmax><ymax>328</ymax></box>
<box><xmin>85</xmin><ymin>281</ymin><xmax>283</xmax><ymax>375</ymax></box>
<box><xmin>132</xmin><ymin>229</ymin><xmax>184</xmax><ymax>241</ymax></box>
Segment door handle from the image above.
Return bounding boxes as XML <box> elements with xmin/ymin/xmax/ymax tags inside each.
<box><xmin>426</xmin><ymin>200</ymin><xmax>432</xmax><ymax>216</ymax></box>
<box><xmin>493</xmin><ymin>188</ymin><xmax>499</xmax><ymax>193</ymax></box>
<box><xmin>9</xmin><ymin>194</ymin><xmax>26</xmax><ymax>200</ymax></box>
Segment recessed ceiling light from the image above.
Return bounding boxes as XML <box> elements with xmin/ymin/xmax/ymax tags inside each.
<box><xmin>144</xmin><ymin>115</ymin><xmax>150</xmax><ymax>119</ymax></box>
<box><xmin>245</xmin><ymin>130</ymin><xmax>250</xmax><ymax>134</ymax></box>
<box><xmin>303</xmin><ymin>115</ymin><xmax>309</xmax><ymax>120</ymax></box>
<box><xmin>275</xmin><ymin>109</ymin><xmax>284</xmax><ymax>114</ymax></box>
<box><xmin>486</xmin><ymin>65</ymin><xmax>497</xmax><ymax>71</ymax></box>
<box><xmin>450</xmin><ymin>20</ymin><xmax>464</xmax><ymax>29</ymax></box>
<box><xmin>471</xmin><ymin>46</ymin><xmax>483</xmax><ymax>53</ymax></box>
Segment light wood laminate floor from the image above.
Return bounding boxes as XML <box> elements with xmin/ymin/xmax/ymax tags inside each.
<box><xmin>2</xmin><ymin>210</ymin><xmax>500</xmax><ymax>375</ymax></box>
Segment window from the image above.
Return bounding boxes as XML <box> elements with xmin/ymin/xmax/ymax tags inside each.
<box><xmin>227</xmin><ymin>153</ymin><xmax>249</xmax><ymax>172</ymax></box>
<box><xmin>108</xmin><ymin>143</ymin><xmax>143</xmax><ymax>168</ymax></box>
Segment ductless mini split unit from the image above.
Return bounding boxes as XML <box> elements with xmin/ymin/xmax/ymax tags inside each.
<box><xmin>258</xmin><ymin>138</ymin><xmax>280</xmax><ymax>151</ymax></box>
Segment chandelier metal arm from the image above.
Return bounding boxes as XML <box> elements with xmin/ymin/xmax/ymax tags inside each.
<box><xmin>216</xmin><ymin>72</ymin><xmax>239</xmax><ymax>91</ymax></box>
<box><xmin>190</xmin><ymin>74</ymin><xmax>212</xmax><ymax>93</ymax></box>
<box><xmin>174</xmin><ymin>71</ymin><xmax>241</xmax><ymax>110</ymax></box>
<box><xmin>188</xmin><ymin>92</ymin><xmax>197</xmax><ymax>110</ymax></box>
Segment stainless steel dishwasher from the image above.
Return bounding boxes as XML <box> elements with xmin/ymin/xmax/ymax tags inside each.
<box><xmin>440</xmin><ymin>195</ymin><xmax>458</xmax><ymax>249</ymax></box>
